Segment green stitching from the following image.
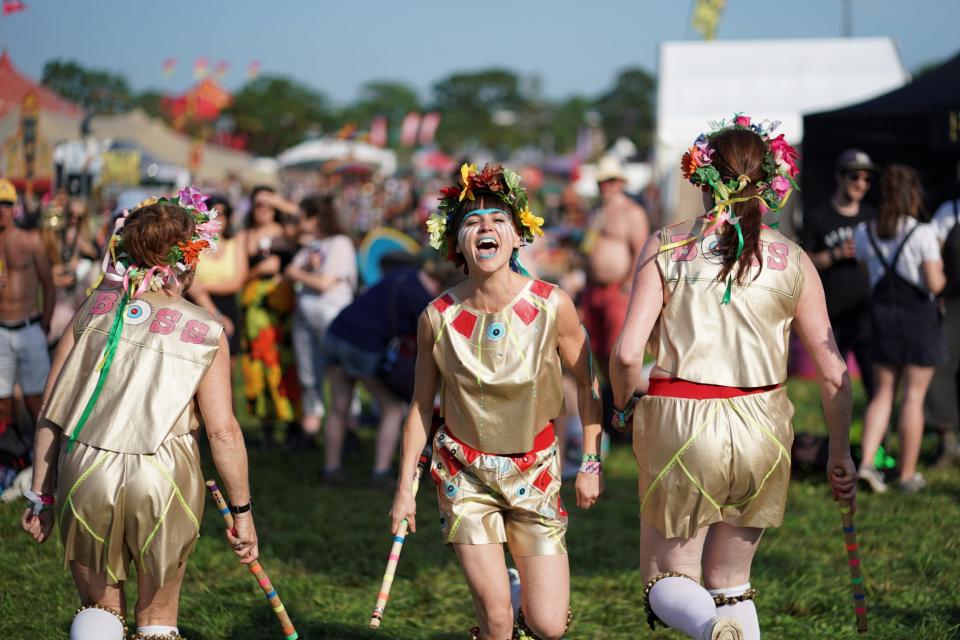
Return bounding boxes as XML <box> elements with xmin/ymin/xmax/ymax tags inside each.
<box><xmin>725</xmin><ymin>399</ymin><xmax>791</xmax><ymax>459</ymax></box>
<box><xmin>140</xmin><ymin>492</ymin><xmax>176</xmax><ymax>572</ymax></box>
<box><xmin>68</xmin><ymin>498</ymin><xmax>105</xmax><ymax>543</ymax></box>
<box><xmin>145</xmin><ymin>457</ymin><xmax>200</xmax><ymax>533</ymax></box>
<box><xmin>676</xmin><ymin>459</ymin><xmax>722</xmax><ymax>511</ymax></box>
<box><xmin>60</xmin><ymin>453</ymin><xmax>110</xmax><ymax>521</ymax></box>
<box><xmin>724</xmin><ymin>447</ymin><xmax>783</xmax><ymax>509</ymax></box>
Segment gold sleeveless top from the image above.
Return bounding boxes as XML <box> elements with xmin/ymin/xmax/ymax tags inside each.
<box><xmin>44</xmin><ymin>288</ymin><xmax>222</xmax><ymax>454</ymax></box>
<box><xmin>649</xmin><ymin>218</ymin><xmax>805</xmax><ymax>387</ymax></box>
<box><xmin>426</xmin><ymin>279</ymin><xmax>565</xmax><ymax>454</ymax></box>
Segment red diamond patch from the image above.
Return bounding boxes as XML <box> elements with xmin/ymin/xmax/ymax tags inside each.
<box><xmin>432</xmin><ymin>294</ymin><xmax>454</xmax><ymax>313</ymax></box>
<box><xmin>512</xmin><ymin>452</ymin><xmax>537</xmax><ymax>472</ymax></box>
<box><xmin>530</xmin><ymin>280</ymin><xmax>556</xmax><ymax>300</ymax></box>
<box><xmin>438</xmin><ymin>445</ymin><xmax>464</xmax><ymax>477</ymax></box>
<box><xmin>451</xmin><ymin>310</ymin><xmax>478</xmax><ymax>338</ymax></box>
<box><xmin>533</xmin><ymin>467</ymin><xmax>553</xmax><ymax>493</ymax></box>
<box><xmin>512</xmin><ymin>298</ymin><xmax>539</xmax><ymax>325</ymax></box>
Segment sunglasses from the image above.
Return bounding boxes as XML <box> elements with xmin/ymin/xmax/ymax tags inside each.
<box><xmin>845</xmin><ymin>172</ymin><xmax>871</xmax><ymax>184</ymax></box>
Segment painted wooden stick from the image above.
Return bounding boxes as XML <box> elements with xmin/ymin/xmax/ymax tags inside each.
<box><xmin>368</xmin><ymin>451</ymin><xmax>430</xmax><ymax>630</ymax></box>
<box><xmin>206</xmin><ymin>480</ymin><xmax>298</xmax><ymax>640</ymax></box>
<box><xmin>834</xmin><ymin>468</ymin><xmax>868</xmax><ymax>634</ymax></box>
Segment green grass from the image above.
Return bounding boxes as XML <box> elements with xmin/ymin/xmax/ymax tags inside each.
<box><xmin>3</xmin><ymin>379</ymin><xmax>959</xmax><ymax>639</ymax></box>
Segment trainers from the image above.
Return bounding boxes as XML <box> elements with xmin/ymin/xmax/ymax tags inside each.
<box><xmin>897</xmin><ymin>473</ymin><xmax>926</xmax><ymax>493</ymax></box>
<box><xmin>322</xmin><ymin>468</ymin><xmax>350</xmax><ymax>487</ymax></box>
<box><xmin>858</xmin><ymin>466</ymin><xmax>888</xmax><ymax>493</ymax></box>
<box><xmin>702</xmin><ymin>617</ymin><xmax>744</xmax><ymax>640</ymax></box>
<box><xmin>507</xmin><ymin>567</ymin><xmax>522</xmax><ymax>621</ymax></box>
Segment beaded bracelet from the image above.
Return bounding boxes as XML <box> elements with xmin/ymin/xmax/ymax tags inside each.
<box><xmin>578</xmin><ymin>461</ymin><xmax>602</xmax><ymax>474</ymax></box>
<box><xmin>612</xmin><ymin>395</ymin><xmax>639</xmax><ymax>432</ymax></box>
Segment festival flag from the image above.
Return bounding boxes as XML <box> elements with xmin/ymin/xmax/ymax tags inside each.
<box><xmin>193</xmin><ymin>57</ymin><xmax>209</xmax><ymax>80</ymax></box>
<box><xmin>162</xmin><ymin>57</ymin><xmax>177</xmax><ymax>77</ymax></box>
<box><xmin>418</xmin><ymin>112</ymin><xmax>442</xmax><ymax>146</ymax></box>
<box><xmin>214</xmin><ymin>60</ymin><xmax>229</xmax><ymax>81</ymax></box>
<box><xmin>2</xmin><ymin>0</ymin><xmax>27</xmax><ymax>15</ymax></box>
<box><xmin>691</xmin><ymin>0</ymin><xmax>726</xmax><ymax>40</ymax></box>
<box><xmin>399</xmin><ymin>112</ymin><xmax>421</xmax><ymax>147</ymax></box>
<box><xmin>336</xmin><ymin>123</ymin><xmax>357</xmax><ymax>140</ymax></box>
<box><xmin>247</xmin><ymin>60</ymin><xmax>261</xmax><ymax>81</ymax></box>
<box><xmin>370</xmin><ymin>116</ymin><xmax>388</xmax><ymax>147</ymax></box>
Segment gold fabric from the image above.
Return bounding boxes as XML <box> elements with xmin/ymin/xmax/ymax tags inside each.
<box><xmin>426</xmin><ymin>279</ymin><xmax>565</xmax><ymax>454</ymax></box>
<box><xmin>44</xmin><ymin>287</ymin><xmax>222</xmax><ymax>454</ymax></box>
<box><xmin>649</xmin><ymin>219</ymin><xmax>805</xmax><ymax>387</ymax></box>
<box><xmin>633</xmin><ymin>388</ymin><xmax>794</xmax><ymax>539</ymax></box>
<box><xmin>431</xmin><ymin>426</ymin><xmax>567</xmax><ymax>556</ymax></box>
<box><xmin>57</xmin><ymin>433</ymin><xmax>204</xmax><ymax>585</ymax></box>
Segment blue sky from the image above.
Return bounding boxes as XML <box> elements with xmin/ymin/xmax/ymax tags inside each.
<box><xmin>0</xmin><ymin>0</ymin><xmax>957</xmax><ymax>104</ymax></box>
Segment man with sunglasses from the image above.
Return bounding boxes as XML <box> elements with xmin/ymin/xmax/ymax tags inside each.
<box><xmin>800</xmin><ymin>149</ymin><xmax>877</xmax><ymax>398</ymax></box>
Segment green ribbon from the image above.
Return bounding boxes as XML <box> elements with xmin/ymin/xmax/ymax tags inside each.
<box><xmin>65</xmin><ymin>290</ymin><xmax>130</xmax><ymax>453</ymax></box>
<box><xmin>720</xmin><ymin>220</ymin><xmax>745</xmax><ymax>306</ymax></box>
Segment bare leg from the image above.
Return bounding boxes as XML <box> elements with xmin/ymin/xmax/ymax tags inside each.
<box><xmin>70</xmin><ymin>561</ymin><xmax>126</xmax><ymax>616</ymax></box>
<box><xmin>324</xmin><ymin>365</ymin><xmax>354</xmax><ymax>472</ymax></box>
<box><xmin>859</xmin><ymin>363</ymin><xmax>898</xmax><ymax>468</ymax></box>
<box><xmin>361</xmin><ymin>376</ymin><xmax>407</xmax><ymax>474</ymax></box>
<box><xmin>640</xmin><ymin>517</ymin><xmax>708</xmax><ymax>583</ymax></box>
<box><xmin>134</xmin><ymin>562</ymin><xmax>187</xmax><ymax>628</ymax></box>
<box><xmin>898</xmin><ymin>364</ymin><xmax>935</xmax><ymax>481</ymax></box>
<box><xmin>512</xmin><ymin>554</ymin><xmax>570</xmax><ymax>640</ymax></box>
<box><xmin>453</xmin><ymin>544</ymin><xmax>514</xmax><ymax>640</ymax></box>
<box><xmin>703</xmin><ymin>523</ymin><xmax>764</xmax><ymax>639</ymax></box>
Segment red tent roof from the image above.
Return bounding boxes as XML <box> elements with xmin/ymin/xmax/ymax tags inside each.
<box><xmin>163</xmin><ymin>77</ymin><xmax>232</xmax><ymax>122</ymax></box>
<box><xmin>0</xmin><ymin>50</ymin><xmax>82</xmax><ymax>117</ymax></box>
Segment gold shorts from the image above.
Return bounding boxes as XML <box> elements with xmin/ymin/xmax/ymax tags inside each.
<box><xmin>56</xmin><ymin>433</ymin><xmax>204</xmax><ymax>585</ymax></box>
<box><xmin>634</xmin><ymin>387</ymin><xmax>794</xmax><ymax>539</ymax></box>
<box><xmin>431</xmin><ymin>425</ymin><xmax>567</xmax><ymax>557</ymax></box>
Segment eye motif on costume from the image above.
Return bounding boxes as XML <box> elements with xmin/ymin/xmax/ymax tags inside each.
<box><xmin>124</xmin><ymin>300</ymin><xmax>152</xmax><ymax>325</ymax></box>
<box><xmin>444</xmin><ymin>482</ymin><xmax>459</xmax><ymax>498</ymax></box>
<box><xmin>515</xmin><ymin>484</ymin><xmax>530</xmax><ymax>498</ymax></box>
<box><xmin>486</xmin><ymin>322</ymin><xmax>506</xmax><ymax>342</ymax></box>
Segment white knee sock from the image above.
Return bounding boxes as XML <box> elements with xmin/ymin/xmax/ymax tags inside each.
<box><xmin>71</xmin><ymin>607</ymin><xmax>125</xmax><ymax>640</ymax></box>
<box><xmin>648</xmin><ymin>576</ymin><xmax>717</xmax><ymax>639</ymax></box>
<box><xmin>136</xmin><ymin>625</ymin><xmax>179</xmax><ymax>637</ymax></box>
<box><xmin>708</xmin><ymin>583</ymin><xmax>760</xmax><ymax>639</ymax></box>
<box><xmin>507</xmin><ymin>567</ymin><xmax>522</xmax><ymax>621</ymax></box>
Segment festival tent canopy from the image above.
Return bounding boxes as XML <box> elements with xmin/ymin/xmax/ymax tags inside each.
<box><xmin>277</xmin><ymin>137</ymin><xmax>397</xmax><ymax>176</ymax></box>
<box><xmin>163</xmin><ymin>78</ymin><xmax>232</xmax><ymax>123</ymax></box>
<box><xmin>0</xmin><ymin>50</ymin><xmax>82</xmax><ymax>118</ymax></box>
<box><xmin>803</xmin><ymin>50</ymin><xmax>960</xmax><ymax>208</ymax></box>
<box><xmin>655</xmin><ymin>38</ymin><xmax>908</xmax><ymax>222</ymax></box>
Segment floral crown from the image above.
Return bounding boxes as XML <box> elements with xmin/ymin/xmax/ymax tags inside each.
<box><xmin>102</xmin><ymin>186</ymin><xmax>220</xmax><ymax>297</ymax></box>
<box><xmin>427</xmin><ymin>163</ymin><xmax>543</xmax><ymax>262</ymax></box>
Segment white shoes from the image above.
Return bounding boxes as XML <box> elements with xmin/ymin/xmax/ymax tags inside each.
<box><xmin>702</xmin><ymin>617</ymin><xmax>745</xmax><ymax>640</ymax></box>
<box><xmin>858</xmin><ymin>466</ymin><xmax>888</xmax><ymax>493</ymax></box>
<box><xmin>508</xmin><ymin>567</ymin><xmax>522</xmax><ymax>621</ymax></box>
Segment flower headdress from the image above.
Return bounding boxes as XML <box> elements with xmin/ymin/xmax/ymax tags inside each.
<box><xmin>426</xmin><ymin>163</ymin><xmax>543</xmax><ymax>273</ymax></box>
<box><xmin>669</xmin><ymin>114</ymin><xmax>800</xmax><ymax>303</ymax></box>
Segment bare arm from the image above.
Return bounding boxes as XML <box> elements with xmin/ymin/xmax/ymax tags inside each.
<box><xmin>284</xmin><ymin>265</ymin><xmax>339</xmax><ymax>292</ymax></box>
<box><xmin>556</xmin><ymin>289</ymin><xmax>604</xmax><ymax>508</ymax></box>
<box><xmin>922</xmin><ymin>259</ymin><xmax>946</xmax><ymax>296</ymax></box>
<box><xmin>610</xmin><ymin>234</ymin><xmax>664</xmax><ymax>410</ymax></box>
<box><xmin>793</xmin><ymin>252</ymin><xmax>857</xmax><ymax>504</ymax></box>
<box><xmin>33</xmin><ymin>233</ymin><xmax>55</xmax><ymax>331</ymax></box>
<box><xmin>199</xmin><ymin>233</ymin><xmax>249</xmax><ymax>295</ymax></box>
<box><xmin>630</xmin><ymin>204</ymin><xmax>651</xmax><ymax>265</ymax></box>
<box><xmin>389</xmin><ymin>311</ymin><xmax>440</xmax><ymax>534</ymax></box>
<box><xmin>806</xmin><ymin>248</ymin><xmax>834</xmax><ymax>271</ymax></box>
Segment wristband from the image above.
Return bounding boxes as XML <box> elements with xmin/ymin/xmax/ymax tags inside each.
<box><xmin>578</xmin><ymin>461</ymin><xmax>602</xmax><ymax>474</ymax></box>
<box><xmin>612</xmin><ymin>395</ymin><xmax>639</xmax><ymax>432</ymax></box>
<box><xmin>24</xmin><ymin>489</ymin><xmax>54</xmax><ymax>516</ymax></box>
<box><xmin>581</xmin><ymin>453</ymin><xmax>602</xmax><ymax>463</ymax></box>
<box><xmin>229</xmin><ymin>500</ymin><xmax>252</xmax><ymax>515</ymax></box>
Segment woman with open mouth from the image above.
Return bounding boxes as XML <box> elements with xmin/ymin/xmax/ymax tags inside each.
<box><xmin>389</xmin><ymin>164</ymin><xmax>603</xmax><ymax>639</ymax></box>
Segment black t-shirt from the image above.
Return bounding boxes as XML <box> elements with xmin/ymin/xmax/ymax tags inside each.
<box><xmin>800</xmin><ymin>201</ymin><xmax>876</xmax><ymax>318</ymax></box>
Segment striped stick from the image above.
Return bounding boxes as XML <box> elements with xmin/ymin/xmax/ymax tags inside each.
<box><xmin>368</xmin><ymin>451</ymin><xmax>430</xmax><ymax>630</ymax></box>
<box><xmin>834</xmin><ymin>468</ymin><xmax>868</xmax><ymax>634</ymax></box>
<box><xmin>206</xmin><ymin>480</ymin><xmax>298</xmax><ymax>640</ymax></box>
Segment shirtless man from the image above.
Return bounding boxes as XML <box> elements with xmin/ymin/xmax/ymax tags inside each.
<box><xmin>581</xmin><ymin>157</ymin><xmax>649</xmax><ymax>382</ymax></box>
<box><xmin>0</xmin><ymin>179</ymin><xmax>54</xmax><ymax>430</ymax></box>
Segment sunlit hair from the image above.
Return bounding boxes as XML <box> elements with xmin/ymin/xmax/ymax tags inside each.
<box><xmin>877</xmin><ymin>164</ymin><xmax>925</xmax><ymax>240</ymax></box>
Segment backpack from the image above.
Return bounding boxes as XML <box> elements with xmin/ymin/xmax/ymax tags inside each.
<box><xmin>942</xmin><ymin>199</ymin><xmax>960</xmax><ymax>298</ymax></box>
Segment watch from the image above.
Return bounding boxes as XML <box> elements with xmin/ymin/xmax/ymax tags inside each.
<box><xmin>229</xmin><ymin>500</ymin><xmax>252</xmax><ymax>515</ymax></box>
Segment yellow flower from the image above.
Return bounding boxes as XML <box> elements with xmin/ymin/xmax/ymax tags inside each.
<box><xmin>426</xmin><ymin>214</ymin><xmax>447</xmax><ymax>251</ymax></box>
<box><xmin>518</xmin><ymin>207</ymin><xmax>544</xmax><ymax>237</ymax></box>
<box><xmin>459</xmin><ymin>163</ymin><xmax>477</xmax><ymax>202</ymax></box>
<box><xmin>132</xmin><ymin>197</ymin><xmax>159</xmax><ymax>210</ymax></box>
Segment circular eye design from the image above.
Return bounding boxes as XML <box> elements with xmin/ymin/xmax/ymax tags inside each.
<box><xmin>444</xmin><ymin>482</ymin><xmax>458</xmax><ymax>498</ymax></box>
<box><xmin>124</xmin><ymin>300</ymin><xmax>152</xmax><ymax>325</ymax></box>
<box><xmin>516</xmin><ymin>484</ymin><xmax>529</xmax><ymax>498</ymax></box>
<box><xmin>439</xmin><ymin>515</ymin><xmax>447</xmax><ymax>527</ymax></box>
<box><xmin>437</xmin><ymin>433</ymin><xmax>446</xmax><ymax>443</ymax></box>
<box><xmin>486</xmin><ymin>322</ymin><xmax>506</xmax><ymax>342</ymax></box>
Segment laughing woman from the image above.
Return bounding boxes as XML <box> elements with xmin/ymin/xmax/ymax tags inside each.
<box><xmin>389</xmin><ymin>164</ymin><xmax>602</xmax><ymax>640</ymax></box>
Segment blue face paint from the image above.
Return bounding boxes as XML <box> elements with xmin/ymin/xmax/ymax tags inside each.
<box><xmin>461</xmin><ymin>208</ymin><xmax>509</xmax><ymax>222</ymax></box>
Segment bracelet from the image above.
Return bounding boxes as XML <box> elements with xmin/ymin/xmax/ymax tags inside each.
<box><xmin>612</xmin><ymin>395</ymin><xmax>639</xmax><ymax>432</ymax></box>
<box><xmin>230</xmin><ymin>500</ymin><xmax>252</xmax><ymax>515</ymax></box>
<box><xmin>578</xmin><ymin>461</ymin><xmax>602</xmax><ymax>474</ymax></box>
<box><xmin>24</xmin><ymin>489</ymin><xmax>54</xmax><ymax>516</ymax></box>
<box><xmin>581</xmin><ymin>453</ymin><xmax>602</xmax><ymax>463</ymax></box>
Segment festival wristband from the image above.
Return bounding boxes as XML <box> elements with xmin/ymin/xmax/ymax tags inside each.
<box><xmin>581</xmin><ymin>453</ymin><xmax>602</xmax><ymax>463</ymax></box>
<box><xmin>578</xmin><ymin>461</ymin><xmax>602</xmax><ymax>475</ymax></box>
<box><xmin>24</xmin><ymin>489</ymin><xmax>54</xmax><ymax>516</ymax></box>
<box><xmin>611</xmin><ymin>395</ymin><xmax>639</xmax><ymax>432</ymax></box>
<box><xmin>230</xmin><ymin>500</ymin><xmax>253</xmax><ymax>515</ymax></box>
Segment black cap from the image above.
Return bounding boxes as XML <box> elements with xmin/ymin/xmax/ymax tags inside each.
<box><xmin>836</xmin><ymin>149</ymin><xmax>876</xmax><ymax>173</ymax></box>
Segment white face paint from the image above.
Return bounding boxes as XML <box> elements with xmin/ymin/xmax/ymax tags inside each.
<box><xmin>457</xmin><ymin>208</ymin><xmax>519</xmax><ymax>271</ymax></box>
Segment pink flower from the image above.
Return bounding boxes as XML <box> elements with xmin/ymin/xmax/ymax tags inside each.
<box><xmin>768</xmin><ymin>134</ymin><xmax>800</xmax><ymax>177</ymax></box>
<box><xmin>771</xmin><ymin>175</ymin><xmax>791</xmax><ymax>199</ymax></box>
<box><xmin>177</xmin><ymin>186</ymin><xmax>208</xmax><ymax>212</ymax></box>
<box><xmin>735</xmin><ymin>115</ymin><xmax>751</xmax><ymax>128</ymax></box>
<box><xmin>196</xmin><ymin>220</ymin><xmax>221</xmax><ymax>235</ymax></box>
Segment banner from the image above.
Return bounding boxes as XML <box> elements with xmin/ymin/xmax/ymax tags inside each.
<box><xmin>418</xmin><ymin>112</ymin><xmax>441</xmax><ymax>146</ymax></box>
<box><xmin>162</xmin><ymin>57</ymin><xmax>177</xmax><ymax>77</ymax></box>
<box><xmin>370</xmin><ymin>116</ymin><xmax>388</xmax><ymax>147</ymax></box>
<box><xmin>247</xmin><ymin>60</ymin><xmax>261</xmax><ymax>81</ymax></box>
<box><xmin>100</xmin><ymin>150</ymin><xmax>141</xmax><ymax>187</ymax></box>
<box><xmin>691</xmin><ymin>0</ymin><xmax>726</xmax><ymax>41</ymax></box>
<box><xmin>2</xmin><ymin>1</ymin><xmax>27</xmax><ymax>16</ymax></box>
<box><xmin>193</xmin><ymin>57</ymin><xmax>209</xmax><ymax>80</ymax></box>
<box><xmin>399</xmin><ymin>112</ymin><xmax>421</xmax><ymax>147</ymax></box>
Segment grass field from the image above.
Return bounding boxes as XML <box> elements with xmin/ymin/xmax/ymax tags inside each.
<box><xmin>3</xmin><ymin>379</ymin><xmax>959</xmax><ymax>639</ymax></box>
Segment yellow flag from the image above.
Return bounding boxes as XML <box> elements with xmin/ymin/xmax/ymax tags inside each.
<box><xmin>691</xmin><ymin>0</ymin><xmax>727</xmax><ymax>41</ymax></box>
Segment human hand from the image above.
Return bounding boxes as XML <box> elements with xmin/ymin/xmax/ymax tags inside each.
<box><xmin>575</xmin><ymin>470</ymin><xmax>603</xmax><ymax>509</ymax></box>
<box><xmin>389</xmin><ymin>488</ymin><xmax>417</xmax><ymax>535</ymax></box>
<box><xmin>220</xmin><ymin>315</ymin><xmax>235</xmax><ymax>338</ymax></box>
<box><xmin>226</xmin><ymin>512</ymin><xmax>259</xmax><ymax>564</ymax></box>
<box><xmin>827</xmin><ymin>452</ymin><xmax>858</xmax><ymax>511</ymax></box>
<box><xmin>256</xmin><ymin>255</ymin><xmax>281</xmax><ymax>276</ymax></box>
<box><xmin>20</xmin><ymin>508</ymin><xmax>54</xmax><ymax>543</ymax></box>
<box><xmin>838</xmin><ymin>238</ymin><xmax>857</xmax><ymax>260</ymax></box>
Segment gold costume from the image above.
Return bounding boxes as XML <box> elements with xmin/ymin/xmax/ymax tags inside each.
<box><xmin>44</xmin><ymin>288</ymin><xmax>221</xmax><ymax>584</ymax></box>
<box><xmin>637</xmin><ymin>219</ymin><xmax>804</xmax><ymax>538</ymax></box>
<box><xmin>425</xmin><ymin>279</ymin><xmax>567</xmax><ymax>553</ymax></box>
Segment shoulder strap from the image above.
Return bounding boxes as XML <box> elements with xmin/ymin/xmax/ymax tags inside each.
<box><xmin>952</xmin><ymin>198</ymin><xmax>958</xmax><ymax>225</ymax></box>
<box><xmin>890</xmin><ymin>223</ymin><xmax>921</xmax><ymax>271</ymax></box>
<box><xmin>865</xmin><ymin>224</ymin><xmax>890</xmax><ymax>271</ymax></box>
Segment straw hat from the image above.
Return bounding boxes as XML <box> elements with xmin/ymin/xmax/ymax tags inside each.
<box><xmin>595</xmin><ymin>156</ymin><xmax>626</xmax><ymax>183</ymax></box>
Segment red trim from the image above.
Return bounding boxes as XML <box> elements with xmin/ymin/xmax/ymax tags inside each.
<box><xmin>443</xmin><ymin>422</ymin><xmax>555</xmax><ymax>457</ymax></box>
<box><xmin>646</xmin><ymin>378</ymin><xmax>781</xmax><ymax>399</ymax></box>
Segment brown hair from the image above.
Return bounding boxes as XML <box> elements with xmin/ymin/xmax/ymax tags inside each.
<box><xmin>877</xmin><ymin>164</ymin><xmax>925</xmax><ymax>240</ymax></box>
<box><xmin>447</xmin><ymin>193</ymin><xmax>519</xmax><ymax>273</ymax></box>
<box><xmin>120</xmin><ymin>202</ymin><xmax>195</xmax><ymax>268</ymax></box>
<box><xmin>709</xmin><ymin>128</ymin><xmax>768</xmax><ymax>284</ymax></box>
<box><xmin>300</xmin><ymin>193</ymin><xmax>344</xmax><ymax>237</ymax></box>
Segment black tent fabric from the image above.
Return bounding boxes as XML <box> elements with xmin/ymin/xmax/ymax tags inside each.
<box><xmin>802</xmin><ymin>51</ymin><xmax>960</xmax><ymax>216</ymax></box>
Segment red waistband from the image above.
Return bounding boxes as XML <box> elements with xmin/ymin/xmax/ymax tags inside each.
<box><xmin>443</xmin><ymin>422</ymin><xmax>556</xmax><ymax>457</ymax></box>
<box><xmin>647</xmin><ymin>378</ymin><xmax>781</xmax><ymax>399</ymax></box>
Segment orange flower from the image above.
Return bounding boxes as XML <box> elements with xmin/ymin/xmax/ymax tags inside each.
<box><xmin>681</xmin><ymin>147</ymin><xmax>699</xmax><ymax>181</ymax></box>
<box><xmin>178</xmin><ymin>239</ymin><xmax>209</xmax><ymax>266</ymax></box>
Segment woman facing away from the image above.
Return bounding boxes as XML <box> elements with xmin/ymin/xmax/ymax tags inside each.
<box><xmin>610</xmin><ymin>117</ymin><xmax>857</xmax><ymax>640</ymax></box>
<box><xmin>854</xmin><ymin>165</ymin><xmax>946</xmax><ymax>493</ymax></box>
<box><xmin>20</xmin><ymin>191</ymin><xmax>258</xmax><ymax>640</ymax></box>
<box><xmin>390</xmin><ymin>164</ymin><xmax>603</xmax><ymax>640</ymax></box>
